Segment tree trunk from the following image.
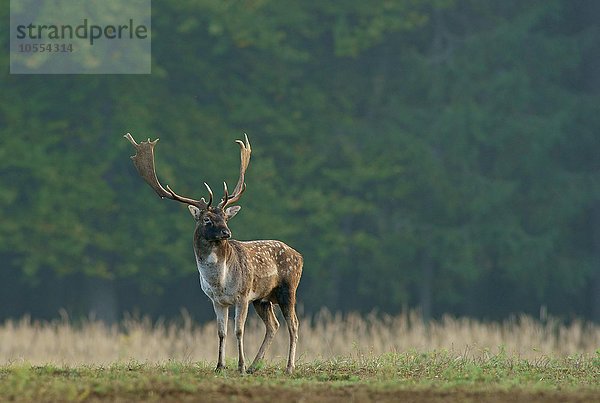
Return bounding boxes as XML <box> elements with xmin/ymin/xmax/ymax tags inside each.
<box><xmin>419</xmin><ymin>252</ymin><xmax>434</xmax><ymax>323</ymax></box>
<box><xmin>590</xmin><ymin>204</ymin><xmax>600</xmax><ymax>322</ymax></box>
<box><xmin>578</xmin><ymin>0</ymin><xmax>600</xmax><ymax>322</ymax></box>
<box><xmin>85</xmin><ymin>277</ymin><xmax>118</xmax><ymax>324</ymax></box>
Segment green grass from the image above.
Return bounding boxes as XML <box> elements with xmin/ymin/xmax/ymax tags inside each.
<box><xmin>1</xmin><ymin>350</ymin><xmax>599</xmax><ymax>402</ymax></box>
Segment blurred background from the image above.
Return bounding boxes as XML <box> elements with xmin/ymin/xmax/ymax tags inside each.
<box><xmin>1</xmin><ymin>0</ymin><xmax>599</xmax><ymax>325</ymax></box>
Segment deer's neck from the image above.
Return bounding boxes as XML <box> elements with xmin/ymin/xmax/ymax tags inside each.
<box><xmin>195</xmin><ymin>237</ymin><xmax>231</xmax><ymax>262</ymax></box>
<box><xmin>193</xmin><ymin>230</ymin><xmax>234</xmax><ymax>287</ymax></box>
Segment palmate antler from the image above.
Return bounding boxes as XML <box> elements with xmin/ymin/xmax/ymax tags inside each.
<box><xmin>124</xmin><ymin>132</ymin><xmax>251</xmax><ymax>211</ymax></box>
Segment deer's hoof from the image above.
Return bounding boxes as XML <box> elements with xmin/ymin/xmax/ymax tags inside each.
<box><xmin>248</xmin><ymin>364</ymin><xmax>264</xmax><ymax>374</ymax></box>
<box><xmin>285</xmin><ymin>366</ymin><xmax>294</xmax><ymax>375</ymax></box>
<box><xmin>215</xmin><ymin>364</ymin><xmax>225</xmax><ymax>372</ymax></box>
<box><xmin>247</xmin><ymin>360</ymin><xmax>264</xmax><ymax>374</ymax></box>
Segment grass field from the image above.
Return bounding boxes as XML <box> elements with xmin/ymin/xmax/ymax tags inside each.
<box><xmin>1</xmin><ymin>352</ymin><xmax>598</xmax><ymax>402</ymax></box>
<box><xmin>2</xmin><ymin>310</ymin><xmax>598</xmax><ymax>364</ymax></box>
<box><xmin>1</xmin><ymin>311</ymin><xmax>599</xmax><ymax>401</ymax></box>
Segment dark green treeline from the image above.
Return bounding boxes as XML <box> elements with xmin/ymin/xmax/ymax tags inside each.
<box><xmin>1</xmin><ymin>1</ymin><xmax>599</xmax><ymax>322</ymax></box>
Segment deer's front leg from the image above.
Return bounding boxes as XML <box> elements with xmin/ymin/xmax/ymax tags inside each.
<box><xmin>213</xmin><ymin>303</ymin><xmax>229</xmax><ymax>371</ymax></box>
<box><xmin>234</xmin><ymin>300</ymin><xmax>249</xmax><ymax>374</ymax></box>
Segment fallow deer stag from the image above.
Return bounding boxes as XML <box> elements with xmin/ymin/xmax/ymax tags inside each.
<box><xmin>124</xmin><ymin>133</ymin><xmax>302</xmax><ymax>374</ymax></box>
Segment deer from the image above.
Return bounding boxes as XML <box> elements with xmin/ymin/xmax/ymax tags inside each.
<box><xmin>124</xmin><ymin>133</ymin><xmax>302</xmax><ymax>374</ymax></box>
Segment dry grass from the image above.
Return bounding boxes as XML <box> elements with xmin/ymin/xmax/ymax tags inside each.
<box><xmin>1</xmin><ymin>310</ymin><xmax>598</xmax><ymax>365</ymax></box>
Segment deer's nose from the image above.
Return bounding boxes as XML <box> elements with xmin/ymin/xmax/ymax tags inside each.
<box><xmin>221</xmin><ymin>229</ymin><xmax>231</xmax><ymax>239</ymax></box>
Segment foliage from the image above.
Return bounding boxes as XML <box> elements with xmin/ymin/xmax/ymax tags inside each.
<box><xmin>0</xmin><ymin>0</ymin><xmax>598</xmax><ymax>320</ymax></box>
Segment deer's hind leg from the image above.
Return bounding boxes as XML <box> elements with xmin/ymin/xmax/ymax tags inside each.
<box><xmin>277</xmin><ymin>285</ymin><xmax>299</xmax><ymax>375</ymax></box>
<box><xmin>248</xmin><ymin>300</ymin><xmax>279</xmax><ymax>373</ymax></box>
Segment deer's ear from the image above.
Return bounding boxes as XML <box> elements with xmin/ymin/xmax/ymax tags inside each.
<box><xmin>225</xmin><ymin>205</ymin><xmax>241</xmax><ymax>220</ymax></box>
<box><xmin>188</xmin><ymin>205</ymin><xmax>202</xmax><ymax>220</ymax></box>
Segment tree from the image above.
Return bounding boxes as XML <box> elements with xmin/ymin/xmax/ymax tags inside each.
<box><xmin>0</xmin><ymin>0</ymin><xmax>598</xmax><ymax>322</ymax></box>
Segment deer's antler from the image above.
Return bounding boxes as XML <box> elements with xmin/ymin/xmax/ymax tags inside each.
<box><xmin>124</xmin><ymin>133</ymin><xmax>211</xmax><ymax>210</ymax></box>
<box><xmin>219</xmin><ymin>133</ymin><xmax>251</xmax><ymax>209</ymax></box>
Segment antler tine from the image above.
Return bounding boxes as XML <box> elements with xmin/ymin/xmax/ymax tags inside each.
<box><xmin>124</xmin><ymin>133</ymin><xmax>209</xmax><ymax>210</ymax></box>
<box><xmin>221</xmin><ymin>181</ymin><xmax>229</xmax><ymax>206</ymax></box>
<box><xmin>220</xmin><ymin>133</ymin><xmax>251</xmax><ymax>209</ymax></box>
<box><xmin>165</xmin><ymin>184</ymin><xmax>210</xmax><ymax>208</ymax></box>
<box><xmin>203</xmin><ymin>182</ymin><xmax>213</xmax><ymax>207</ymax></box>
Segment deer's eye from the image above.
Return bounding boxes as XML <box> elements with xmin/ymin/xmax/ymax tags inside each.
<box><xmin>203</xmin><ymin>218</ymin><xmax>212</xmax><ymax>226</ymax></box>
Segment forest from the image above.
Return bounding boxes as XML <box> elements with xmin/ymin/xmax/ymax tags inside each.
<box><xmin>1</xmin><ymin>0</ymin><xmax>599</xmax><ymax>323</ymax></box>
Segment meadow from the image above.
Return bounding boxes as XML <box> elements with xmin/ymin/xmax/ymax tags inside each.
<box><xmin>1</xmin><ymin>310</ymin><xmax>598</xmax><ymax>364</ymax></box>
<box><xmin>1</xmin><ymin>311</ymin><xmax>599</xmax><ymax>401</ymax></box>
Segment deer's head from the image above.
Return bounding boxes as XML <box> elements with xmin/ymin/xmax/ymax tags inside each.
<box><xmin>124</xmin><ymin>133</ymin><xmax>251</xmax><ymax>241</ymax></box>
<box><xmin>188</xmin><ymin>205</ymin><xmax>240</xmax><ymax>241</ymax></box>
